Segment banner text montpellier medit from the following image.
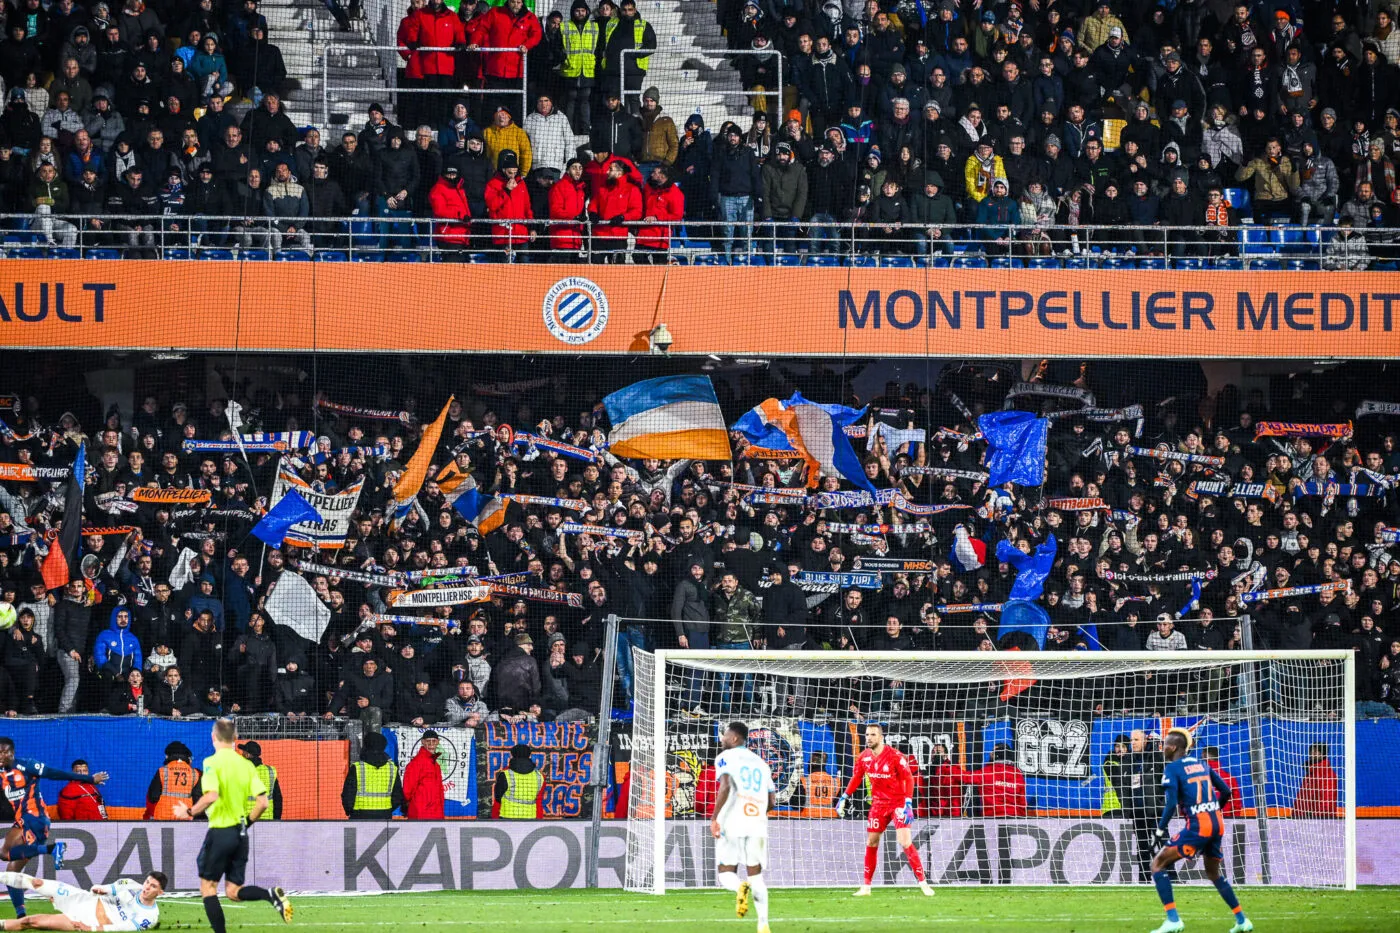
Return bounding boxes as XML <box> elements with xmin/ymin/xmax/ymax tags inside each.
<box><xmin>838</xmin><ymin>288</ymin><xmax>1400</xmax><ymax>333</ymax></box>
<box><xmin>6</xmin><ymin>263</ymin><xmax>1400</xmax><ymax>358</ymax></box>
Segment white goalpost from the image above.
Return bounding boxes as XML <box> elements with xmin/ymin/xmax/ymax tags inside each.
<box><xmin>623</xmin><ymin>650</ymin><xmax>1355</xmax><ymax>894</ymax></box>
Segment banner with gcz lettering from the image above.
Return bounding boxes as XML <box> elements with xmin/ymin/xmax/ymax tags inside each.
<box><xmin>3</xmin><ymin>262</ymin><xmax>1396</xmax><ymax>358</ymax></box>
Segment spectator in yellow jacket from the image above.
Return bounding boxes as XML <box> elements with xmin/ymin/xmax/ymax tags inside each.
<box><xmin>484</xmin><ymin>105</ymin><xmax>533</xmax><ymax>177</ymax></box>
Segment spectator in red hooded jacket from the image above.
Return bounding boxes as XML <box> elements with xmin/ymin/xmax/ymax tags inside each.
<box><xmin>396</xmin><ymin>0</ymin><xmax>428</xmax><ymax>130</ymax></box>
<box><xmin>1293</xmin><ymin>742</ymin><xmax>1338</xmax><ymax>816</ymax></box>
<box><xmin>926</xmin><ymin>740</ymin><xmax>969</xmax><ymax>817</ymax></box>
<box><xmin>636</xmin><ymin>163</ymin><xmax>684</xmax><ymax>262</ymax></box>
<box><xmin>969</xmin><ymin>743</ymin><xmax>1028</xmax><ymax>817</ymax></box>
<box><xmin>402</xmin><ymin>0</ymin><xmax>466</xmax><ymax>126</ymax></box>
<box><xmin>584</xmin><ymin>150</ymin><xmax>641</xmax><ymax>202</ymax></box>
<box><xmin>57</xmin><ymin>759</ymin><xmax>107</xmax><ymax>821</ymax></box>
<box><xmin>549</xmin><ymin>157</ymin><xmax>588</xmax><ymax>253</ymax></box>
<box><xmin>591</xmin><ymin>157</ymin><xmax>642</xmax><ymax>260</ymax></box>
<box><xmin>484</xmin><ymin>148</ymin><xmax>535</xmax><ymax>255</ymax></box>
<box><xmin>468</xmin><ymin>0</ymin><xmax>542</xmax><ymax>123</ymax></box>
<box><xmin>428</xmin><ymin>164</ymin><xmax>471</xmax><ymax>259</ymax></box>
<box><xmin>402</xmin><ymin>730</ymin><xmax>446</xmax><ymax>819</ymax></box>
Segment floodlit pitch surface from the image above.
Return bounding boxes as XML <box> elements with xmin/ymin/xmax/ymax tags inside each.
<box><xmin>17</xmin><ymin>887</ymin><xmax>1399</xmax><ymax>932</ymax></box>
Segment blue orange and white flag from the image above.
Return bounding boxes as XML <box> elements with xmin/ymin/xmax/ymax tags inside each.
<box><xmin>390</xmin><ymin>397</ymin><xmax>453</xmax><ymax>532</ymax></box>
<box><xmin>452</xmin><ymin>487</ymin><xmax>507</xmax><ymax>535</ymax></box>
<box><xmin>732</xmin><ymin>392</ymin><xmax>873</xmax><ymax>490</ymax></box>
<box><xmin>603</xmin><ymin>375</ymin><xmax>731</xmax><ymax>461</ymax></box>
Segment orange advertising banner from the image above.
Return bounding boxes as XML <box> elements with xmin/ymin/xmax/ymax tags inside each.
<box><xmin>2</xmin><ymin>260</ymin><xmax>1397</xmax><ymax>358</ymax></box>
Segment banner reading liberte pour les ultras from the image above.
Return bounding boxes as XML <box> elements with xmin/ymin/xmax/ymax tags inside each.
<box><xmin>3</xmin><ymin>262</ymin><xmax>1397</xmax><ymax>358</ymax></box>
<box><xmin>28</xmin><ymin>821</ymin><xmax>1400</xmax><ymax>891</ymax></box>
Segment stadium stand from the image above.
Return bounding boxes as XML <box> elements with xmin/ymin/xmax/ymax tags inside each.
<box><xmin>3</xmin><ymin>0</ymin><xmax>1400</xmax><ymax>264</ymax></box>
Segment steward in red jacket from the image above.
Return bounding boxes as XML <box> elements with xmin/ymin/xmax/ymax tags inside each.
<box><xmin>549</xmin><ymin>158</ymin><xmax>589</xmax><ymax>251</ymax></box>
<box><xmin>591</xmin><ymin>159</ymin><xmax>641</xmax><ymax>256</ymax></box>
<box><xmin>636</xmin><ymin>164</ymin><xmax>684</xmax><ymax>258</ymax></box>
<box><xmin>403</xmin><ymin>732</ymin><xmax>446</xmax><ymax>819</ymax></box>
<box><xmin>484</xmin><ymin>149</ymin><xmax>535</xmax><ymax>248</ymax></box>
<box><xmin>428</xmin><ymin>166</ymin><xmax>472</xmax><ymax>253</ymax></box>
<box><xmin>469</xmin><ymin>0</ymin><xmax>542</xmax><ymax>81</ymax></box>
<box><xmin>403</xmin><ymin>0</ymin><xmax>465</xmax><ymax>79</ymax></box>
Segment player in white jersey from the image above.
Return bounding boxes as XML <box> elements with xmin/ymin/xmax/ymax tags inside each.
<box><xmin>711</xmin><ymin>722</ymin><xmax>776</xmax><ymax>933</ymax></box>
<box><xmin>0</xmin><ymin>871</ymin><xmax>165</xmax><ymax>931</ymax></box>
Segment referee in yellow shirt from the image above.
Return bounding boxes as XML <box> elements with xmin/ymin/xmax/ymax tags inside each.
<box><xmin>174</xmin><ymin>719</ymin><xmax>293</xmax><ymax>930</ymax></box>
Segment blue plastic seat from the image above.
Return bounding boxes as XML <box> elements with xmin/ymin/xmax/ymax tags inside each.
<box><xmin>200</xmin><ymin>248</ymin><xmax>235</xmax><ymax>260</ymax></box>
<box><xmin>1028</xmin><ymin>256</ymin><xmax>1060</xmax><ymax>269</ymax></box>
<box><xmin>952</xmin><ymin>255</ymin><xmax>987</xmax><ymax>268</ymax></box>
<box><xmin>241</xmin><ymin>249</ymin><xmax>270</xmax><ymax>261</ymax></box>
<box><xmin>1247</xmin><ymin>258</ymin><xmax>1282</xmax><ymax>270</ymax></box>
<box><xmin>691</xmin><ymin>253</ymin><xmax>726</xmax><ymax>265</ymax></box>
<box><xmin>1173</xmin><ymin>257</ymin><xmax>1205</xmax><ymax>270</ymax></box>
<box><xmin>162</xmin><ymin>248</ymin><xmax>192</xmax><ymax>260</ymax></box>
<box><xmin>352</xmin><ymin>251</ymin><xmax>384</xmax><ymax>262</ymax></box>
<box><xmin>1280</xmin><ymin>226</ymin><xmax>1321</xmax><ymax>255</ymax></box>
<box><xmin>1215</xmin><ymin>258</ymin><xmax>1244</xmax><ymax>270</ymax></box>
<box><xmin>1063</xmin><ymin>256</ymin><xmax>1089</xmax><ymax>269</ymax></box>
<box><xmin>87</xmin><ymin>248</ymin><xmax>122</xmax><ymax>259</ymax></box>
<box><xmin>1223</xmin><ymin>187</ymin><xmax>1251</xmax><ymax>216</ymax></box>
<box><xmin>1138</xmin><ymin>257</ymin><xmax>1167</xmax><ymax>270</ymax></box>
<box><xmin>928</xmin><ymin>255</ymin><xmax>952</xmax><ymax>268</ymax></box>
<box><xmin>989</xmin><ymin>256</ymin><xmax>1022</xmax><ymax>268</ymax></box>
<box><xmin>1239</xmin><ymin>226</ymin><xmax>1277</xmax><ymax>255</ymax></box>
<box><xmin>1285</xmin><ymin>258</ymin><xmax>1320</xmax><ymax>271</ymax></box>
<box><xmin>1099</xmin><ymin>256</ymin><xmax>1133</xmax><ymax>270</ymax></box>
<box><xmin>804</xmin><ymin>253</ymin><xmax>840</xmax><ymax>266</ymax></box>
<box><xmin>774</xmin><ymin>253</ymin><xmax>802</xmax><ymax>266</ymax></box>
<box><xmin>52</xmin><ymin>247</ymin><xmax>81</xmax><ymax>259</ymax></box>
<box><xmin>14</xmin><ymin>247</ymin><xmax>47</xmax><ymax>258</ymax></box>
<box><xmin>387</xmin><ymin>252</ymin><xmax>421</xmax><ymax>262</ymax></box>
<box><xmin>880</xmin><ymin>255</ymin><xmax>915</xmax><ymax>267</ymax></box>
<box><xmin>851</xmin><ymin>254</ymin><xmax>877</xmax><ymax>267</ymax></box>
<box><xmin>281</xmin><ymin>250</ymin><xmax>313</xmax><ymax>261</ymax></box>
<box><xmin>318</xmin><ymin>251</ymin><xmax>348</xmax><ymax>262</ymax></box>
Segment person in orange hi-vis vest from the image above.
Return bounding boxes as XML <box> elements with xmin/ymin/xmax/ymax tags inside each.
<box><xmin>145</xmin><ymin>742</ymin><xmax>202</xmax><ymax>820</ymax></box>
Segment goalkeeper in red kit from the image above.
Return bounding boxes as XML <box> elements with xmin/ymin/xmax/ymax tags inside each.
<box><xmin>835</xmin><ymin>724</ymin><xmax>935</xmax><ymax>897</ymax></box>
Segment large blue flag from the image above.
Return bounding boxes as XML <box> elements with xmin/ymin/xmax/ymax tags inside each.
<box><xmin>997</xmin><ymin>599</ymin><xmax>1052</xmax><ymax>649</ymax></box>
<box><xmin>978</xmin><ymin>411</ymin><xmax>1049</xmax><ymax>487</ymax></box>
<box><xmin>252</xmin><ymin>489</ymin><xmax>324</xmax><ymax>546</ymax></box>
<box><xmin>997</xmin><ymin>533</ymin><xmax>1057</xmax><ymax>601</ymax></box>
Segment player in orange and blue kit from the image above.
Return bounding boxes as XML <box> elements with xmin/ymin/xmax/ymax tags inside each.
<box><xmin>0</xmin><ymin>738</ymin><xmax>109</xmax><ymax>919</ymax></box>
<box><xmin>1148</xmin><ymin>728</ymin><xmax>1252</xmax><ymax>933</ymax></box>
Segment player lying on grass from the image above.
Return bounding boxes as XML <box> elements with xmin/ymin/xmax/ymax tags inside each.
<box><xmin>835</xmin><ymin>723</ymin><xmax>934</xmax><ymax>897</ymax></box>
<box><xmin>711</xmin><ymin>722</ymin><xmax>775</xmax><ymax>933</ymax></box>
<box><xmin>0</xmin><ymin>871</ymin><xmax>165</xmax><ymax>931</ymax></box>
<box><xmin>1149</xmin><ymin>728</ymin><xmax>1252</xmax><ymax>933</ymax></box>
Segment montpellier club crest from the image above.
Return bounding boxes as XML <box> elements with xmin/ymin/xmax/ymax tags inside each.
<box><xmin>543</xmin><ymin>277</ymin><xmax>610</xmax><ymax>345</ymax></box>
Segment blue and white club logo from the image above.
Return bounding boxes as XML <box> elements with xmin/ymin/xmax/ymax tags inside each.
<box><xmin>543</xmin><ymin>276</ymin><xmax>610</xmax><ymax>345</ymax></box>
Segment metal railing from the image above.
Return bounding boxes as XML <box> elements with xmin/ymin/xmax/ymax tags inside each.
<box><xmin>322</xmin><ymin>45</ymin><xmax>527</xmax><ymax>127</ymax></box>
<box><xmin>621</xmin><ymin>47</ymin><xmax>782</xmax><ymax>124</ymax></box>
<box><xmin>4</xmin><ymin>213</ymin><xmax>1384</xmax><ymax>268</ymax></box>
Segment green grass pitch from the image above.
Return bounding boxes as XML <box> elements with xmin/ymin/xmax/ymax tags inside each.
<box><xmin>37</xmin><ymin>886</ymin><xmax>1400</xmax><ymax>933</ymax></box>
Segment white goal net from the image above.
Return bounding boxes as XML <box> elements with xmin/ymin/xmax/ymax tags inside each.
<box><xmin>623</xmin><ymin>650</ymin><xmax>1354</xmax><ymax>893</ymax></box>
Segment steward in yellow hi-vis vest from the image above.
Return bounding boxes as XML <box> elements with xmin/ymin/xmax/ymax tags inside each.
<box><xmin>238</xmin><ymin>741</ymin><xmax>281</xmax><ymax>820</ymax></box>
<box><xmin>341</xmin><ymin>731</ymin><xmax>404</xmax><ymax>819</ymax></box>
<box><xmin>494</xmin><ymin>743</ymin><xmax>544</xmax><ymax>818</ymax></box>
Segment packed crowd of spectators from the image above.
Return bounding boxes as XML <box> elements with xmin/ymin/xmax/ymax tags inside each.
<box><xmin>0</xmin><ymin>359</ymin><xmax>1397</xmax><ymax>727</ymax></box>
<box><xmin>5</xmin><ymin>0</ymin><xmax>1400</xmax><ymax>260</ymax></box>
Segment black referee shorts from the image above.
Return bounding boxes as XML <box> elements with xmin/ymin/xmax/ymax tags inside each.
<box><xmin>197</xmin><ymin>825</ymin><xmax>249</xmax><ymax>886</ymax></box>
